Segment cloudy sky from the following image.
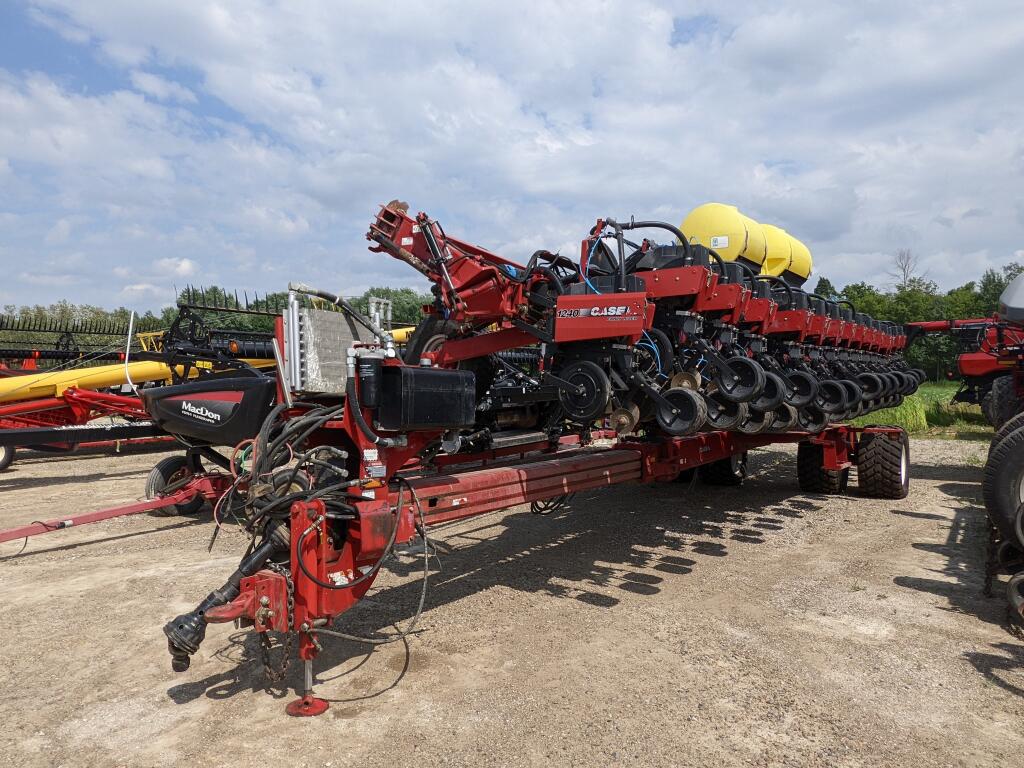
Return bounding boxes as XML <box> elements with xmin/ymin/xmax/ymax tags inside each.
<box><xmin>1</xmin><ymin>1</ymin><xmax>1022</xmax><ymax>310</ymax></box>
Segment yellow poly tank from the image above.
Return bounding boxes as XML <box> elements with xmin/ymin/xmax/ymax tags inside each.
<box><xmin>786</xmin><ymin>235</ymin><xmax>812</xmax><ymax>285</ymax></box>
<box><xmin>761</xmin><ymin>224</ymin><xmax>793</xmax><ymax>276</ymax></box>
<box><xmin>681</xmin><ymin>203</ymin><xmax>767</xmax><ymax>269</ymax></box>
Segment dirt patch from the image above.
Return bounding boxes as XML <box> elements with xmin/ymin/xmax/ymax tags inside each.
<box><xmin>0</xmin><ymin>439</ymin><xmax>1022</xmax><ymax>767</ymax></box>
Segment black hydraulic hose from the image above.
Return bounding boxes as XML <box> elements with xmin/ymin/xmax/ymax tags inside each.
<box><xmin>345</xmin><ymin>376</ymin><xmax>398</xmax><ymax>447</ymax></box>
<box><xmin>705</xmin><ymin>248</ymin><xmax>727</xmax><ymax>273</ymax></box>
<box><xmin>620</xmin><ymin>220</ymin><xmax>692</xmax><ymax>261</ymax></box>
<box><xmin>532</xmin><ymin>266</ymin><xmax>566</xmax><ymax>295</ymax></box>
<box><xmin>735</xmin><ymin>260</ymin><xmax>760</xmax><ymax>288</ymax></box>
<box><xmin>295</xmin><ymin>483</ymin><xmax>405</xmax><ymax>591</ymax></box>
<box><xmin>757</xmin><ymin>274</ymin><xmax>794</xmax><ymax>306</ymax></box>
<box><xmin>308</xmin><ymin>477</ymin><xmax>431</xmax><ymax>645</ymax></box>
<box><xmin>836</xmin><ymin>299</ymin><xmax>856</xmax><ymax>313</ymax></box>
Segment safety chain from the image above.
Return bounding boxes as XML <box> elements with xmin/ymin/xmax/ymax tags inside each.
<box><xmin>259</xmin><ymin>562</ymin><xmax>295</xmax><ymax>684</ymax></box>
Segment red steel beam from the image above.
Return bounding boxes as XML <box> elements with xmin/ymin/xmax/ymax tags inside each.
<box><xmin>406</xmin><ymin>449</ymin><xmax>642</xmax><ymax>527</ymax></box>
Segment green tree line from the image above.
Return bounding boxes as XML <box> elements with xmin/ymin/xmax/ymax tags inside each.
<box><xmin>3</xmin><ymin>264</ymin><xmax>1021</xmax><ymax>379</ymax></box>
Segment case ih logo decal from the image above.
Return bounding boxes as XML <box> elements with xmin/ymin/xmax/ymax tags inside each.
<box><xmin>557</xmin><ymin>305</ymin><xmax>636</xmax><ymax>319</ymax></box>
<box><xmin>181</xmin><ymin>401</ymin><xmax>223</xmax><ymax>423</ymax></box>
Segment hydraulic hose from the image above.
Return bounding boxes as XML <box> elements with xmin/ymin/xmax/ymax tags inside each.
<box><xmin>345</xmin><ymin>375</ymin><xmax>399</xmax><ymax>448</ymax></box>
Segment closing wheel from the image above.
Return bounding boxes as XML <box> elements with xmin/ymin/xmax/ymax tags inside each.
<box><xmin>769</xmin><ymin>403</ymin><xmax>799</xmax><ymax>432</ymax></box>
<box><xmin>751</xmin><ymin>371</ymin><xmax>786</xmax><ymax>413</ymax></box>
<box><xmin>714</xmin><ymin>357</ymin><xmax>766</xmax><ymax>404</ymax></box>
<box><xmin>557</xmin><ymin>360</ymin><xmax>612</xmax><ymax>424</ymax></box>
<box><xmin>655</xmin><ymin>387</ymin><xmax>708</xmax><ymax>436</ymax></box>
<box><xmin>797</xmin><ymin>441</ymin><xmax>849</xmax><ymax>494</ymax></box>
<box><xmin>857</xmin><ymin>372</ymin><xmax>884</xmax><ymax>399</ymax></box>
<box><xmin>880</xmin><ymin>372</ymin><xmax>900</xmax><ymax>397</ymax></box>
<box><xmin>0</xmin><ymin>444</ymin><xmax>14</xmax><ymax>472</ymax></box>
<box><xmin>784</xmin><ymin>370</ymin><xmax>818</xmax><ymax>408</ymax></box>
<box><xmin>698</xmin><ymin>452</ymin><xmax>748</xmax><ymax>486</ymax></box>
<box><xmin>705</xmin><ymin>395</ymin><xmax>747</xmax><ymax>431</ymax></box>
<box><xmin>815</xmin><ymin>379</ymin><xmax>848</xmax><ymax>414</ymax></box>
<box><xmin>736</xmin><ymin>407</ymin><xmax>771</xmax><ymax>434</ymax></box>
<box><xmin>839</xmin><ymin>379</ymin><xmax>863</xmax><ymax>410</ymax></box>
<box><xmin>145</xmin><ymin>455</ymin><xmax>205</xmax><ymax>516</ymax></box>
<box><xmin>857</xmin><ymin>430</ymin><xmax>910</xmax><ymax>499</ymax></box>
<box><xmin>797</xmin><ymin>406</ymin><xmax>828</xmax><ymax>434</ymax></box>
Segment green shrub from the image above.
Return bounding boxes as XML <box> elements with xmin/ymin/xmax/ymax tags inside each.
<box><xmin>851</xmin><ymin>395</ymin><xmax>928</xmax><ymax>433</ymax></box>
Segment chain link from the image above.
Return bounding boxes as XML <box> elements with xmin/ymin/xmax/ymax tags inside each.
<box><xmin>259</xmin><ymin>562</ymin><xmax>295</xmax><ymax>684</ymax></box>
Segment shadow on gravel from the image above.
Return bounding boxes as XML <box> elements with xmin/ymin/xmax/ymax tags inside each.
<box><xmin>892</xmin><ymin>464</ymin><xmax>1004</xmax><ymax>629</ymax></box>
<box><xmin>0</xmin><ymin>468</ymin><xmax>147</xmax><ymax>492</ymax></box>
<box><xmin>0</xmin><ymin>515</ymin><xmax>210</xmax><ymax>561</ymax></box>
<box><xmin>908</xmin><ymin>463</ymin><xmax>983</xmax><ymax>483</ymax></box>
<box><xmin>170</xmin><ymin>451</ymin><xmax>827</xmax><ymax>706</ymax></box>
<box><xmin>963</xmin><ymin>642</ymin><xmax>1024</xmax><ymax>697</ymax></box>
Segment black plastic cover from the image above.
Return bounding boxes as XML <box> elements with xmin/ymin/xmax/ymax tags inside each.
<box><xmin>140</xmin><ymin>376</ymin><xmax>276</xmax><ymax>446</ymax></box>
<box><xmin>377</xmin><ymin>367</ymin><xmax>476</xmax><ymax>431</ymax></box>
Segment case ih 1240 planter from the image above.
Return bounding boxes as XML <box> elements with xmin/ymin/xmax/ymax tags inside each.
<box><xmin>45</xmin><ymin>202</ymin><xmax>921</xmax><ymax>716</ymax></box>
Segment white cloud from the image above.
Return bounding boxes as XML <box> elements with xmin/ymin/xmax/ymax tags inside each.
<box><xmin>153</xmin><ymin>257</ymin><xmax>197</xmax><ymax>277</ymax></box>
<box><xmin>1</xmin><ymin>0</ymin><xmax>1022</xmax><ymax>311</ymax></box>
<box><xmin>129</xmin><ymin>70</ymin><xmax>197</xmax><ymax>104</ymax></box>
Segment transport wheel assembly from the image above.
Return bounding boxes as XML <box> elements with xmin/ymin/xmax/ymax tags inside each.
<box><xmin>857</xmin><ymin>430</ymin><xmax>910</xmax><ymax>500</ymax></box>
<box><xmin>797</xmin><ymin>441</ymin><xmax>849</xmax><ymax>494</ymax></box>
<box><xmin>145</xmin><ymin>455</ymin><xmax>205</xmax><ymax>516</ymax></box>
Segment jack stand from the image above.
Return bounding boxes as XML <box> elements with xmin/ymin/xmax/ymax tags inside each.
<box><xmin>286</xmin><ymin>659</ymin><xmax>329</xmax><ymax>717</ymax></box>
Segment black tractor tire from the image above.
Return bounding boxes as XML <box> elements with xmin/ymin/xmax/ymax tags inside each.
<box><xmin>991</xmin><ymin>410</ymin><xmax>1024</xmax><ymax>456</ymax></box>
<box><xmin>698</xmin><ymin>452</ymin><xmax>748</xmax><ymax>486</ymax></box>
<box><xmin>990</xmin><ymin>375</ymin><xmax>1022</xmax><ymax>429</ymax></box>
<box><xmin>145</xmin><ymin>456</ymin><xmax>205</xmax><ymax>516</ymax></box>
<box><xmin>982</xmin><ymin>426</ymin><xmax>1024</xmax><ymax>543</ymax></box>
<box><xmin>857</xmin><ymin>431</ymin><xmax>910</xmax><ymax>499</ymax></box>
<box><xmin>981</xmin><ymin>388</ymin><xmax>998</xmax><ymax>427</ymax></box>
<box><xmin>797</xmin><ymin>441</ymin><xmax>849</xmax><ymax>494</ymax></box>
<box><xmin>402</xmin><ymin>315</ymin><xmax>458</xmax><ymax>364</ymax></box>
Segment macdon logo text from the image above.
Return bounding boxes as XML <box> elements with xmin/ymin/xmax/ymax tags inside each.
<box><xmin>181</xmin><ymin>401</ymin><xmax>222</xmax><ymax>422</ymax></box>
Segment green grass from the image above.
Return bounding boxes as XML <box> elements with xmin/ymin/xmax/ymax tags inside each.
<box><xmin>849</xmin><ymin>381</ymin><xmax>992</xmax><ymax>440</ymax></box>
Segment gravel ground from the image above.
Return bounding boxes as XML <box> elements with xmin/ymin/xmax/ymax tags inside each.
<box><xmin>0</xmin><ymin>438</ymin><xmax>1022</xmax><ymax>767</ymax></box>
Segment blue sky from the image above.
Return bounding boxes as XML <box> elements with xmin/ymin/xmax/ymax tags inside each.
<box><xmin>1</xmin><ymin>1</ymin><xmax>1023</xmax><ymax>310</ymax></box>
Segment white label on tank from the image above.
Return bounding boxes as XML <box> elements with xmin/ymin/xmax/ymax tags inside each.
<box><xmin>710</xmin><ymin>235</ymin><xmax>729</xmax><ymax>249</ymax></box>
<box><xmin>401</xmin><ymin>237</ymin><xmax>414</xmax><ymax>246</ymax></box>
<box><xmin>363</xmin><ymin>449</ymin><xmax>379</xmax><ymax>462</ymax></box>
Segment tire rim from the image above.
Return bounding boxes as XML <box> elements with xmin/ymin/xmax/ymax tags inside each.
<box><xmin>900</xmin><ymin>446</ymin><xmax>908</xmax><ymax>486</ymax></box>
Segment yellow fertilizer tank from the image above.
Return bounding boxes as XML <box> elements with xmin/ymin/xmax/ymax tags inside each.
<box><xmin>761</xmin><ymin>224</ymin><xmax>812</xmax><ymax>286</ymax></box>
<box><xmin>681</xmin><ymin>202</ymin><xmax>813</xmax><ymax>287</ymax></box>
<box><xmin>681</xmin><ymin>203</ymin><xmax>767</xmax><ymax>270</ymax></box>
